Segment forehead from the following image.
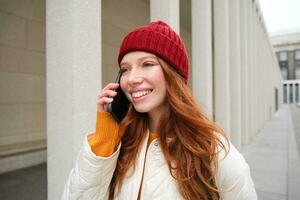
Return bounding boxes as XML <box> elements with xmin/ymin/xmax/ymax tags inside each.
<box><xmin>120</xmin><ymin>51</ymin><xmax>157</xmax><ymax>63</ymax></box>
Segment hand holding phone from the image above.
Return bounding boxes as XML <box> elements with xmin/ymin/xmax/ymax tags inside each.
<box><xmin>97</xmin><ymin>83</ymin><xmax>118</xmax><ymax>112</ymax></box>
<box><xmin>97</xmin><ymin>71</ymin><xmax>130</xmax><ymax>122</ymax></box>
<box><xmin>106</xmin><ymin>71</ymin><xmax>130</xmax><ymax>122</ymax></box>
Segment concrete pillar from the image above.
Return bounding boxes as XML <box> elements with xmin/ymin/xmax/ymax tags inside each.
<box><xmin>283</xmin><ymin>84</ymin><xmax>286</xmax><ymax>104</ymax></box>
<box><xmin>213</xmin><ymin>0</ymin><xmax>231</xmax><ymax>133</ymax></box>
<box><xmin>46</xmin><ymin>0</ymin><xmax>101</xmax><ymax>199</ymax></box>
<box><xmin>240</xmin><ymin>0</ymin><xmax>249</xmax><ymax>145</ymax></box>
<box><xmin>290</xmin><ymin>84</ymin><xmax>293</xmax><ymax>103</ymax></box>
<box><xmin>248</xmin><ymin>0</ymin><xmax>254</xmax><ymax>139</ymax></box>
<box><xmin>253</xmin><ymin>3</ymin><xmax>258</xmax><ymax>134</ymax></box>
<box><xmin>287</xmin><ymin>84</ymin><xmax>290</xmax><ymax>104</ymax></box>
<box><xmin>298</xmin><ymin>83</ymin><xmax>300</xmax><ymax>103</ymax></box>
<box><xmin>191</xmin><ymin>0</ymin><xmax>213</xmax><ymax>118</ymax></box>
<box><xmin>228</xmin><ymin>0</ymin><xmax>241</xmax><ymax>150</ymax></box>
<box><xmin>293</xmin><ymin>82</ymin><xmax>297</xmax><ymax>103</ymax></box>
<box><xmin>254</xmin><ymin>7</ymin><xmax>261</xmax><ymax>132</ymax></box>
<box><xmin>257</xmin><ymin>10</ymin><xmax>263</xmax><ymax>127</ymax></box>
<box><xmin>150</xmin><ymin>0</ymin><xmax>180</xmax><ymax>33</ymax></box>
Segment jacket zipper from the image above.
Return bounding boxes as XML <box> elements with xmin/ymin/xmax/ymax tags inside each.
<box><xmin>137</xmin><ymin>143</ymin><xmax>149</xmax><ymax>200</ymax></box>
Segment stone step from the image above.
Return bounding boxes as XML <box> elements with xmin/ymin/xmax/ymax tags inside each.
<box><xmin>0</xmin><ymin>140</ymin><xmax>46</xmax><ymax>158</ymax></box>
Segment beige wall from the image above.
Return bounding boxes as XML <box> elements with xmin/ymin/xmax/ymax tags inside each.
<box><xmin>180</xmin><ymin>0</ymin><xmax>192</xmax><ymax>86</ymax></box>
<box><xmin>0</xmin><ymin>0</ymin><xmax>46</xmax><ymax>173</ymax></box>
<box><xmin>102</xmin><ymin>0</ymin><xmax>150</xmax><ymax>85</ymax></box>
<box><xmin>180</xmin><ymin>27</ymin><xmax>192</xmax><ymax>85</ymax></box>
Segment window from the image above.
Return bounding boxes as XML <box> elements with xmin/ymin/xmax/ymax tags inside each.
<box><xmin>279</xmin><ymin>51</ymin><xmax>288</xmax><ymax>61</ymax></box>
<box><xmin>283</xmin><ymin>84</ymin><xmax>287</xmax><ymax>103</ymax></box>
<box><xmin>281</xmin><ymin>67</ymin><xmax>288</xmax><ymax>80</ymax></box>
<box><xmin>296</xmin><ymin>67</ymin><xmax>300</xmax><ymax>79</ymax></box>
<box><xmin>295</xmin><ymin>50</ymin><xmax>300</xmax><ymax>60</ymax></box>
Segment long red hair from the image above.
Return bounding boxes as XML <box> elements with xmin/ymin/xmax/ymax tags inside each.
<box><xmin>109</xmin><ymin>57</ymin><xmax>228</xmax><ymax>200</ymax></box>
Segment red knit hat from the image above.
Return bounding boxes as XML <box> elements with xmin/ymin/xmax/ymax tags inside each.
<box><xmin>118</xmin><ymin>21</ymin><xmax>189</xmax><ymax>81</ymax></box>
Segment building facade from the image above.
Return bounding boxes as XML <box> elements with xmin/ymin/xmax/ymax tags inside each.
<box><xmin>271</xmin><ymin>32</ymin><xmax>300</xmax><ymax>80</ymax></box>
<box><xmin>271</xmin><ymin>31</ymin><xmax>300</xmax><ymax>80</ymax></box>
<box><xmin>271</xmin><ymin>32</ymin><xmax>300</xmax><ymax>103</ymax></box>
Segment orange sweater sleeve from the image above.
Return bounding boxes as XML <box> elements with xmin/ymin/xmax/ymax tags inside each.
<box><xmin>88</xmin><ymin>112</ymin><xmax>125</xmax><ymax>157</ymax></box>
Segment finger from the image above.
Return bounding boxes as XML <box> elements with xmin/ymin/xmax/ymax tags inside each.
<box><xmin>97</xmin><ymin>97</ymin><xmax>113</xmax><ymax>105</ymax></box>
<box><xmin>102</xmin><ymin>83</ymin><xmax>119</xmax><ymax>91</ymax></box>
<box><xmin>99</xmin><ymin>90</ymin><xmax>117</xmax><ymax>98</ymax></box>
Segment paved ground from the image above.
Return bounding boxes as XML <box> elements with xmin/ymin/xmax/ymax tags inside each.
<box><xmin>243</xmin><ymin>105</ymin><xmax>300</xmax><ymax>200</ymax></box>
<box><xmin>0</xmin><ymin>163</ymin><xmax>47</xmax><ymax>200</ymax></box>
<box><xmin>0</xmin><ymin>105</ymin><xmax>300</xmax><ymax>200</ymax></box>
<box><xmin>290</xmin><ymin>104</ymin><xmax>300</xmax><ymax>159</ymax></box>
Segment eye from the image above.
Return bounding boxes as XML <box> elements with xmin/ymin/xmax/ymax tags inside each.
<box><xmin>143</xmin><ymin>62</ymin><xmax>155</xmax><ymax>67</ymax></box>
<box><xmin>120</xmin><ymin>67</ymin><xmax>129</xmax><ymax>74</ymax></box>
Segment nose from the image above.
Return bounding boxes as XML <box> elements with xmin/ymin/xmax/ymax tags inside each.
<box><xmin>127</xmin><ymin>68</ymin><xmax>143</xmax><ymax>86</ymax></box>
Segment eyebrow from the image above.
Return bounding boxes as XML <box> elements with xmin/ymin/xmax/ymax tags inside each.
<box><xmin>120</xmin><ymin>55</ymin><xmax>158</xmax><ymax>66</ymax></box>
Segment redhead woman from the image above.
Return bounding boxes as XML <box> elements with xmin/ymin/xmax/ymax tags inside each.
<box><xmin>62</xmin><ymin>21</ymin><xmax>257</xmax><ymax>200</ymax></box>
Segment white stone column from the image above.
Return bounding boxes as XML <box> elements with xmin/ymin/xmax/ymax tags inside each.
<box><xmin>255</xmin><ymin>13</ymin><xmax>260</xmax><ymax>125</ymax></box>
<box><xmin>213</xmin><ymin>0</ymin><xmax>231</xmax><ymax>133</ymax></box>
<box><xmin>150</xmin><ymin>0</ymin><xmax>180</xmax><ymax>33</ymax></box>
<box><xmin>290</xmin><ymin>84</ymin><xmax>293</xmax><ymax>103</ymax></box>
<box><xmin>253</xmin><ymin>3</ymin><xmax>258</xmax><ymax>135</ymax></box>
<box><xmin>257</xmin><ymin>10</ymin><xmax>263</xmax><ymax>128</ymax></box>
<box><xmin>284</xmin><ymin>83</ymin><xmax>286</xmax><ymax>104</ymax></box>
<box><xmin>293</xmin><ymin>82</ymin><xmax>297</xmax><ymax>103</ymax></box>
<box><xmin>191</xmin><ymin>0</ymin><xmax>213</xmax><ymax>118</ymax></box>
<box><xmin>290</xmin><ymin>84</ymin><xmax>292</xmax><ymax>104</ymax></box>
<box><xmin>287</xmin><ymin>84</ymin><xmax>290</xmax><ymax>104</ymax></box>
<box><xmin>228</xmin><ymin>0</ymin><xmax>241</xmax><ymax>150</ymax></box>
<box><xmin>240</xmin><ymin>0</ymin><xmax>249</xmax><ymax>145</ymax></box>
<box><xmin>248</xmin><ymin>0</ymin><xmax>254</xmax><ymax>139</ymax></box>
<box><xmin>298</xmin><ymin>83</ymin><xmax>300</xmax><ymax>103</ymax></box>
<box><xmin>46</xmin><ymin>0</ymin><xmax>101</xmax><ymax>199</ymax></box>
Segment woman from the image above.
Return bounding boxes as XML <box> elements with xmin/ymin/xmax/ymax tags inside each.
<box><xmin>62</xmin><ymin>21</ymin><xmax>257</xmax><ymax>200</ymax></box>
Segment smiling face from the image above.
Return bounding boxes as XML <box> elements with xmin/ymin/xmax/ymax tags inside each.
<box><xmin>119</xmin><ymin>51</ymin><xmax>167</xmax><ymax>116</ymax></box>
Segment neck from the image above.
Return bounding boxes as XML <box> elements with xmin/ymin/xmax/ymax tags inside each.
<box><xmin>148</xmin><ymin>104</ymin><xmax>167</xmax><ymax>133</ymax></box>
<box><xmin>148</xmin><ymin>113</ymin><xmax>159</xmax><ymax>133</ymax></box>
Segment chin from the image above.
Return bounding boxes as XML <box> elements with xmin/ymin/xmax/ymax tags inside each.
<box><xmin>132</xmin><ymin>103</ymin><xmax>155</xmax><ymax>113</ymax></box>
<box><xmin>133</xmin><ymin>106</ymin><xmax>149</xmax><ymax>113</ymax></box>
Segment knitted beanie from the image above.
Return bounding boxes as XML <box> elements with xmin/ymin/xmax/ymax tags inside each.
<box><xmin>118</xmin><ymin>21</ymin><xmax>189</xmax><ymax>81</ymax></box>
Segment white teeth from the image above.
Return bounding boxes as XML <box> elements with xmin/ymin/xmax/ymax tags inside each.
<box><xmin>132</xmin><ymin>90</ymin><xmax>152</xmax><ymax>98</ymax></box>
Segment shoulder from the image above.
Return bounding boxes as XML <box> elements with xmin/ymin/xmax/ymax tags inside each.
<box><xmin>216</xmin><ymin>140</ymin><xmax>248</xmax><ymax>185</ymax></box>
<box><xmin>215</xmin><ymin>136</ymin><xmax>257</xmax><ymax>199</ymax></box>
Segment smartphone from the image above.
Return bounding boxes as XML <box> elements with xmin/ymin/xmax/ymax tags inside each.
<box><xmin>106</xmin><ymin>71</ymin><xmax>130</xmax><ymax>123</ymax></box>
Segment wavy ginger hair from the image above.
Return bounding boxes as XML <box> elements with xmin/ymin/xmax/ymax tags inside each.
<box><xmin>109</xmin><ymin>57</ymin><xmax>229</xmax><ymax>200</ymax></box>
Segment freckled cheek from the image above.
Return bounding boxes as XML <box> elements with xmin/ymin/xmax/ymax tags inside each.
<box><xmin>120</xmin><ymin>77</ymin><xmax>131</xmax><ymax>99</ymax></box>
<box><xmin>150</xmin><ymin>70</ymin><xmax>166</xmax><ymax>82</ymax></box>
<box><xmin>120</xmin><ymin>78</ymin><xmax>125</xmax><ymax>91</ymax></box>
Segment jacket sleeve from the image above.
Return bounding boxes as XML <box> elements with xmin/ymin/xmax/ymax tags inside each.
<box><xmin>61</xmin><ymin>136</ymin><xmax>121</xmax><ymax>200</ymax></box>
<box><xmin>216</xmin><ymin>142</ymin><xmax>258</xmax><ymax>200</ymax></box>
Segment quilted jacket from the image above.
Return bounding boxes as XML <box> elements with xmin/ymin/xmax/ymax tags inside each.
<box><xmin>62</xmin><ymin>131</ymin><xmax>257</xmax><ymax>200</ymax></box>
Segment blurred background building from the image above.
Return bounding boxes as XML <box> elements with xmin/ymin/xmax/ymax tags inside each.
<box><xmin>271</xmin><ymin>31</ymin><xmax>300</xmax><ymax>80</ymax></box>
<box><xmin>271</xmin><ymin>32</ymin><xmax>300</xmax><ymax>104</ymax></box>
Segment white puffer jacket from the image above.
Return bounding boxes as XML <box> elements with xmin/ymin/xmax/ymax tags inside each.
<box><xmin>62</xmin><ymin>131</ymin><xmax>257</xmax><ymax>200</ymax></box>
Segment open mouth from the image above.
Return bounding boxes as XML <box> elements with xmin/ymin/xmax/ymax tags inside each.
<box><xmin>131</xmin><ymin>89</ymin><xmax>153</xmax><ymax>99</ymax></box>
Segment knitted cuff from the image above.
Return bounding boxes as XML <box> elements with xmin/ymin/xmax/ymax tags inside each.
<box><xmin>88</xmin><ymin>112</ymin><xmax>122</xmax><ymax>157</ymax></box>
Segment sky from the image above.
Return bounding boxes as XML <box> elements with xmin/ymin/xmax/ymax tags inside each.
<box><xmin>258</xmin><ymin>0</ymin><xmax>300</xmax><ymax>35</ymax></box>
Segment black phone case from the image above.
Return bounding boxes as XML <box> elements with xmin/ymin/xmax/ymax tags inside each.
<box><xmin>106</xmin><ymin>71</ymin><xmax>130</xmax><ymax>122</ymax></box>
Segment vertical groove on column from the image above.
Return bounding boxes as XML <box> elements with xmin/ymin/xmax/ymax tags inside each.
<box><xmin>211</xmin><ymin>0</ymin><xmax>216</xmax><ymax>121</ymax></box>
